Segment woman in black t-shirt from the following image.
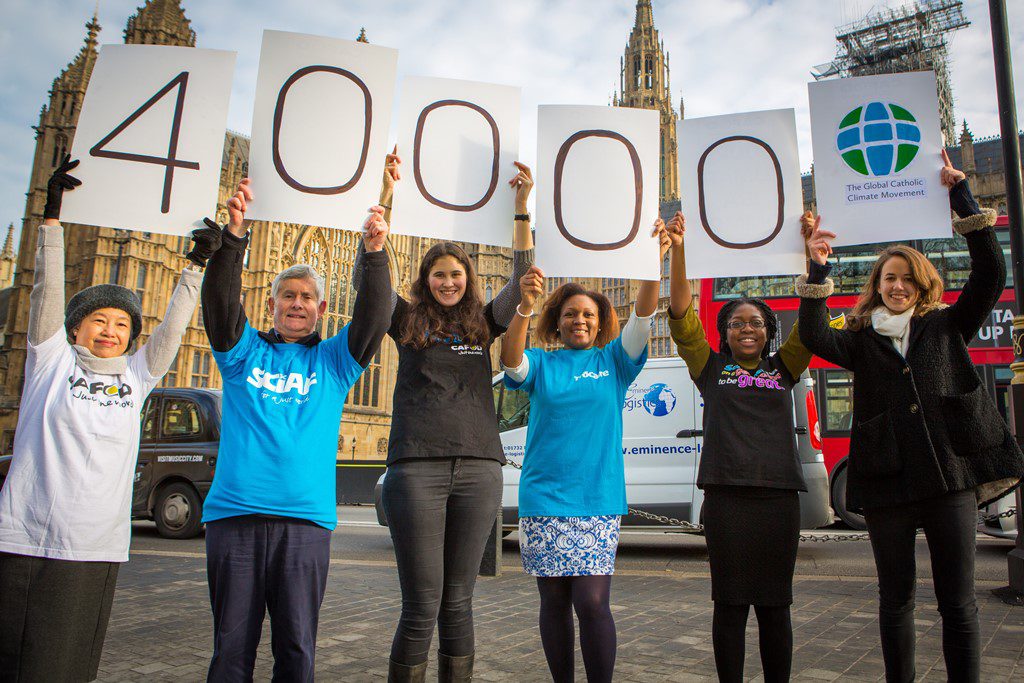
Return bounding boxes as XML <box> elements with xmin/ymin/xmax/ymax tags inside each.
<box><xmin>666</xmin><ymin>211</ymin><xmax>812</xmax><ymax>683</ymax></box>
<box><xmin>358</xmin><ymin>151</ymin><xmax>534</xmax><ymax>683</ymax></box>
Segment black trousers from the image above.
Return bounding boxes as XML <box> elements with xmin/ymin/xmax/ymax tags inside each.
<box><xmin>205</xmin><ymin>515</ymin><xmax>332</xmax><ymax>683</ymax></box>
<box><xmin>0</xmin><ymin>551</ymin><xmax>119</xmax><ymax>683</ymax></box>
<box><xmin>382</xmin><ymin>457</ymin><xmax>503</xmax><ymax>665</ymax></box>
<box><xmin>863</xmin><ymin>489</ymin><xmax>980</xmax><ymax>683</ymax></box>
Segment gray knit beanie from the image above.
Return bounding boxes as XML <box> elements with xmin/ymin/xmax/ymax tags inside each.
<box><xmin>65</xmin><ymin>284</ymin><xmax>143</xmax><ymax>346</ymax></box>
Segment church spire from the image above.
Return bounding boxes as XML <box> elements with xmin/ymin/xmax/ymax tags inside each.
<box><xmin>616</xmin><ymin>1</ymin><xmax>680</xmax><ymax>202</ymax></box>
<box><xmin>635</xmin><ymin>0</ymin><xmax>654</xmax><ymax>28</ymax></box>
<box><xmin>124</xmin><ymin>0</ymin><xmax>196</xmax><ymax>47</ymax></box>
<box><xmin>357</xmin><ymin>27</ymin><xmax>368</xmax><ymax>43</ymax></box>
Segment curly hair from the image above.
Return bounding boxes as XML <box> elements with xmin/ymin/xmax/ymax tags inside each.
<box><xmin>536</xmin><ymin>282</ymin><xmax>619</xmax><ymax>348</ymax></box>
<box><xmin>845</xmin><ymin>245</ymin><xmax>946</xmax><ymax>331</ymax></box>
<box><xmin>716</xmin><ymin>297</ymin><xmax>779</xmax><ymax>359</ymax></box>
<box><xmin>399</xmin><ymin>242</ymin><xmax>491</xmax><ymax>349</ymax></box>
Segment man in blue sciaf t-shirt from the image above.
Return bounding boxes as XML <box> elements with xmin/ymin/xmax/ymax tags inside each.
<box><xmin>198</xmin><ymin>179</ymin><xmax>392</xmax><ymax>681</ymax></box>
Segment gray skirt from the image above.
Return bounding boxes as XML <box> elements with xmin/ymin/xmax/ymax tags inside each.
<box><xmin>0</xmin><ymin>551</ymin><xmax>119</xmax><ymax>681</ymax></box>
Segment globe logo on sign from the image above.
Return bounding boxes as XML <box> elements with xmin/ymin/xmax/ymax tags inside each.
<box><xmin>642</xmin><ymin>383</ymin><xmax>676</xmax><ymax>417</ymax></box>
<box><xmin>836</xmin><ymin>102</ymin><xmax>921</xmax><ymax>177</ymax></box>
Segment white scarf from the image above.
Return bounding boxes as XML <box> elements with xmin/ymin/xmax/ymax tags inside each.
<box><xmin>871</xmin><ymin>305</ymin><xmax>916</xmax><ymax>357</ymax></box>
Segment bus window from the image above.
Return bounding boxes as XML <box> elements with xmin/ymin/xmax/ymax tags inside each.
<box><xmin>993</xmin><ymin>366</ymin><xmax>1013</xmax><ymax>427</ymax></box>
<box><xmin>821</xmin><ymin>369</ymin><xmax>854</xmax><ymax>433</ymax></box>
<box><xmin>921</xmin><ymin>236</ymin><xmax>970</xmax><ymax>291</ymax></box>
<box><xmin>712</xmin><ymin>275</ymin><xmax>794</xmax><ymax>300</ymax></box>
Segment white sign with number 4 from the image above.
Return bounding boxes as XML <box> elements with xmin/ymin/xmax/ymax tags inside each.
<box><xmin>61</xmin><ymin>44</ymin><xmax>237</xmax><ymax>235</ymax></box>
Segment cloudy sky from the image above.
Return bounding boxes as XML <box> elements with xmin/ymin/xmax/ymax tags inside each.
<box><xmin>1</xmin><ymin>0</ymin><xmax>1021</xmax><ymax>240</ymax></box>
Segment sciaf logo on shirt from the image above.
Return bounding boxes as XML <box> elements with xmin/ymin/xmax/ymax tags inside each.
<box><xmin>624</xmin><ymin>382</ymin><xmax>676</xmax><ymax>416</ymax></box>
<box><xmin>246</xmin><ymin>368</ymin><xmax>318</xmax><ymax>395</ymax></box>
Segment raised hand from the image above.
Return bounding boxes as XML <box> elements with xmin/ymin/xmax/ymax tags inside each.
<box><xmin>939</xmin><ymin>148</ymin><xmax>966</xmax><ymax>190</ymax></box>
<box><xmin>43</xmin><ymin>155</ymin><xmax>82</xmax><ymax>221</ymax></box>
<box><xmin>363</xmin><ymin>205</ymin><xmax>389</xmax><ymax>253</ymax></box>
<box><xmin>666</xmin><ymin>211</ymin><xmax>685</xmax><ymax>246</ymax></box>
<box><xmin>383</xmin><ymin>145</ymin><xmax>401</xmax><ymax>195</ymax></box>
<box><xmin>651</xmin><ymin>218</ymin><xmax>674</xmax><ymax>259</ymax></box>
<box><xmin>802</xmin><ymin>211</ymin><xmax>836</xmax><ymax>266</ymax></box>
<box><xmin>186</xmin><ymin>218</ymin><xmax>223</xmax><ymax>267</ymax></box>
<box><xmin>226</xmin><ymin>178</ymin><xmax>253</xmax><ymax>237</ymax></box>
<box><xmin>519</xmin><ymin>265</ymin><xmax>544</xmax><ymax>312</ymax></box>
<box><xmin>509</xmin><ymin>162</ymin><xmax>533</xmax><ymax>213</ymax></box>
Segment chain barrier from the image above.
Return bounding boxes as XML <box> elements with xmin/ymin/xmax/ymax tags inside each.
<box><xmin>503</xmin><ymin>458</ymin><xmax>1017</xmax><ymax>542</ymax></box>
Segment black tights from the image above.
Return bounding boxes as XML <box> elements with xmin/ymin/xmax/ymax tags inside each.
<box><xmin>536</xmin><ymin>575</ymin><xmax>615</xmax><ymax>683</ymax></box>
<box><xmin>712</xmin><ymin>602</ymin><xmax>793</xmax><ymax>683</ymax></box>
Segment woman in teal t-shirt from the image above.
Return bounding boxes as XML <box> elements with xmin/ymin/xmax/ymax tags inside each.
<box><xmin>500</xmin><ymin>219</ymin><xmax>675</xmax><ymax>683</ymax></box>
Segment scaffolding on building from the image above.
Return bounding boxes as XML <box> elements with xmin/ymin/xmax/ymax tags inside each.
<box><xmin>812</xmin><ymin>0</ymin><xmax>970</xmax><ymax>143</ymax></box>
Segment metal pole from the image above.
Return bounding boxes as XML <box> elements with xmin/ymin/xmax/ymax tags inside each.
<box><xmin>989</xmin><ymin>0</ymin><xmax>1024</xmax><ymax>605</ymax></box>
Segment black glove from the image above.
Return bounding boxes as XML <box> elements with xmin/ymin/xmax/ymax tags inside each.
<box><xmin>43</xmin><ymin>155</ymin><xmax>82</xmax><ymax>220</ymax></box>
<box><xmin>185</xmin><ymin>218</ymin><xmax>223</xmax><ymax>268</ymax></box>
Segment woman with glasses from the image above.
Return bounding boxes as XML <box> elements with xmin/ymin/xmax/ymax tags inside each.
<box><xmin>665</xmin><ymin>211</ymin><xmax>812</xmax><ymax>683</ymax></box>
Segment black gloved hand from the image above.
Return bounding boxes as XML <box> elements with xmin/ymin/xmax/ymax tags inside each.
<box><xmin>185</xmin><ymin>218</ymin><xmax>223</xmax><ymax>268</ymax></box>
<box><xmin>43</xmin><ymin>155</ymin><xmax>82</xmax><ymax>220</ymax></box>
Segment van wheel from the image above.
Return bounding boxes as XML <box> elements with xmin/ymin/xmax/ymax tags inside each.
<box><xmin>154</xmin><ymin>482</ymin><xmax>203</xmax><ymax>539</ymax></box>
<box><xmin>832</xmin><ymin>466</ymin><xmax>867</xmax><ymax>531</ymax></box>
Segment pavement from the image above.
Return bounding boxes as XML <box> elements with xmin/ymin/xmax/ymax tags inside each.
<box><xmin>94</xmin><ymin>507</ymin><xmax>1024</xmax><ymax>682</ymax></box>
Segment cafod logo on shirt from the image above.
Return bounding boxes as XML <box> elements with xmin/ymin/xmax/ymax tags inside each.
<box><xmin>246</xmin><ymin>367</ymin><xmax>318</xmax><ymax>396</ymax></box>
<box><xmin>67</xmin><ymin>374</ymin><xmax>134</xmax><ymax>407</ymax></box>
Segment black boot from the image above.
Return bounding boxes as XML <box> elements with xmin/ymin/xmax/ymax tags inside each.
<box><xmin>437</xmin><ymin>652</ymin><xmax>474</xmax><ymax>682</ymax></box>
<box><xmin>388</xmin><ymin>659</ymin><xmax>427</xmax><ymax>683</ymax></box>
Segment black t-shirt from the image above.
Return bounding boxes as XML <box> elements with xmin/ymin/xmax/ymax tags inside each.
<box><xmin>386</xmin><ymin>297</ymin><xmax>506</xmax><ymax>464</ymax></box>
<box><xmin>695</xmin><ymin>352</ymin><xmax>807</xmax><ymax>491</ymax></box>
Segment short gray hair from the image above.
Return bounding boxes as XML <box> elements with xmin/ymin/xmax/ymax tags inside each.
<box><xmin>271</xmin><ymin>264</ymin><xmax>326</xmax><ymax>303</ymax></box>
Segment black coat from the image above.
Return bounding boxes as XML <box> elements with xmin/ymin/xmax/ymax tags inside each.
<box><xmin>797</xmin><ymin>213</ymin><xmax>1024</xmax><ymax>510</ymax></box>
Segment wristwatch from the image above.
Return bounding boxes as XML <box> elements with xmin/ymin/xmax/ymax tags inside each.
<box><xmin>514</xmin><ymin>213</ymin><xmax>530</xmax><ymax>222</ymax></box>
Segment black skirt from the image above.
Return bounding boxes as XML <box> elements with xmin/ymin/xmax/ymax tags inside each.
<box><xmin>703</xmin><ymin>484</ymin><xmax>800</xmax><ymax>606</ymax></box>
<box><xmin>0</xmin><ymin>551</ymin><xmax>119</xmax><ymax>681</ymax></box>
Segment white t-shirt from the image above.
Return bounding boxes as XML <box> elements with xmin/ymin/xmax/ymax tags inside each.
<box><xmin>0</xmin><ymin>330</ymin><xmax>159</xmax><ymax>562</ymax></box>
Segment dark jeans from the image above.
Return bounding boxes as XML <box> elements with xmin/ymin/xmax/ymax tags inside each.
<box><xmin>382</xmin><ymin>457</ymin><xmax>503</xmax><ymax>665</ymax></box>
<box><xmin>205</xmin><ymin>515</ymin><xmax>331</xmax><ymax>683</ymax></box>
<box><xmin>864</xmin><ymin>489</ymin><xmax>980</xmax><ymax>683</ymax></box>
<box><xmin>0</xmin><ymin>552</ymin><xmax>118</xmax><ymax>683</ymax></box>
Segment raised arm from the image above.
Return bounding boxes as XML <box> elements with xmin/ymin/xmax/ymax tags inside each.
<box><xmin>201</xmin><ymin>179</ymin><xmax>251</xmax><ymax>352</ymax></box>
<box><xmin>30</xmin><ymin>156</ymin><xmax>81</xmax><ymax>345</ymax></box>
<box><xmin>142</xmin><ymin>266</ymin><xmax>202</xmax><ymax>376</ymax></box>
<box><xmin>488</xmin><ymin>163</ymin><xmax>536</xmax><ymax>328</ymax></box>
<box><xmin>938</xmin><ymin>150</ymin><xmax>1004</xmax><ymax>342</ymax></box>
<box><xmin>500</xmin><ymin>265</ymin><xmax>543</xmax><ymax>376</ymax></box>
<box><xmin>352</xmin><ymin>150</ymin><xmax>404</xmax><ymax>315</ymax></box>
<box><xmin>347</xmin><ymin>207</ymin><xmax>393</xmax><ymax>368</ymax></box>
<box><xmin>797</xmin><ymin>212</ymin><xmax>856</xmax><ymax>369</ymax></box>
<box><xmin>663</xmin><ymin>212</ymin><xmax>712</xmax><ymax>379</ymax></box>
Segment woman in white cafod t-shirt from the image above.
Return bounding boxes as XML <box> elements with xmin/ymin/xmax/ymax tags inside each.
<box><xmin>0</xmin><ymin>157</ymin><xmax>207</xmax><ymax>681</ymax></box>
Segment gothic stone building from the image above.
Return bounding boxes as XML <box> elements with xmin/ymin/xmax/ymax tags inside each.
<box><xmin>0</xmin><ymin>0</ymin><xmax>514</xmax><ymax>460</ymax></box>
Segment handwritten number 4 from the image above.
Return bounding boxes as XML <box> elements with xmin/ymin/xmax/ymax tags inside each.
<box><xmin>89</xmin><ymin>71</ymin><xmax>199</xmax><ymax>214</ymax></box>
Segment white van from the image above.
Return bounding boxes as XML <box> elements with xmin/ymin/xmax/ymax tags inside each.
<box><xmin>376</xmin><ymin>356</ymin><xmax>833</xmax><ymax>533</ymax></box>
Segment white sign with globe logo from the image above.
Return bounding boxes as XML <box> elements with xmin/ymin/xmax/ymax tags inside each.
<box><xmin>809</xmin><ymin>72</ymin><xmax>950</xmax><ymax>246</ymax></box>
<box><xmin>624</xmin><ymin>382</ymin><xmax>677</xmax><ymax>416</ymax></box>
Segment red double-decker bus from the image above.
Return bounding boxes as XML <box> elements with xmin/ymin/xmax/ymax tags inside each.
<box><xmin>699</xmin><ymin>215</ymin><xmax>1015</xmax><ymax>529</ymax></box>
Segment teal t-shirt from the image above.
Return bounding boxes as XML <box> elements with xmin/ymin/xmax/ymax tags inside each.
<box><xmin>202</xmin><ymin>323</ymin><xmax>364</xmax><ymax>529</ymax></box>
<box><xmin>506</xmin><ymin>337</ymin><xmax>647</xmax><ymax>517</ymax></box>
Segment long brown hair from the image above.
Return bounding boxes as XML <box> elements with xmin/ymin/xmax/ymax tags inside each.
<box><xmin>536</xmin><ymin>282</ymin><xmax>619</xmax><ymax>348</ymax></box>
<box><xmin>846</xmin><ymin>245</ymin><xmax>946</xmax><ymax>331</ymax></box>
<box><xmin>399</xmin><ymin>242</ymin><xmax>491</xmax><ymax>349</ymax></box>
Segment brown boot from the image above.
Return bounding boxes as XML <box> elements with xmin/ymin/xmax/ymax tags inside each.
<box><xmin>437</xmin><ymin>652</ymin><xmax>474</xmax><ymax>682</ymax></box>
<box><xmin>388</xmin><ymin>659</ymin><xmax>427</xmax><ymax>683</ymax></box>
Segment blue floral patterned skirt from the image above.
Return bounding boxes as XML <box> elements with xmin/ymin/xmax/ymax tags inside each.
<box><xmin>518</xmin><ymin>515</ymin><xmax>621</xmax><ymax>577</ymax></box>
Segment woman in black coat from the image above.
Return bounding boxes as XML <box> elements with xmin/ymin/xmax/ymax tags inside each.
<box><xmin>797</xmin><ymin>151</ymin><xmax>1024</xmax><ymax>683</ymax></box>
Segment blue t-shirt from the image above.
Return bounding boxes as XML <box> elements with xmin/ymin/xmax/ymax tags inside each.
<box><xmin>506</xmin><ymin>337</ymin><xmax>647</xmax><ymax>517</ymax></box>
<box><xmin>202</xmin><ymin>323</ymin><xmax>364</xmax><ymax>529</ymax></box>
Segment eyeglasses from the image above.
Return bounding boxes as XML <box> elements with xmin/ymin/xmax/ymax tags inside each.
<box><xmin>726</xmin><ymin>319</ymin><xmax>766</xmax><ymax>330</ymax></box>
